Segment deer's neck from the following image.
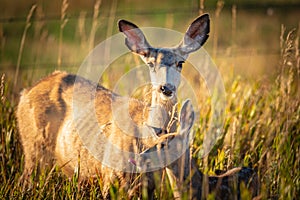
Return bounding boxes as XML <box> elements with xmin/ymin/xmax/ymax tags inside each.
<box><xmin>146</xmin><ymin>89</ymin><xmax>178</xmax><ymax>133</ymax></box>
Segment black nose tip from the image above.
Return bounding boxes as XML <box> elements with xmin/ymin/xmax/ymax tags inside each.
<box><xmin>160</xmin><ymin>85</ymin><xmax>173</xmax><ymax>97</ymax></box>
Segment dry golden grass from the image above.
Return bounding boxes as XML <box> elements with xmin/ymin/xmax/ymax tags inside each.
<box><xmin>0</xmin><ymin>1</ymin><xmax>299</xmax><ymax>199</ymax></box>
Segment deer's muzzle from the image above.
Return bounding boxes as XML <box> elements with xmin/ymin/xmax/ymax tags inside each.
<box><xmin>160</xmin><ymin>84</ymin><xmax>175</xmax><ymax>97</ymax></box>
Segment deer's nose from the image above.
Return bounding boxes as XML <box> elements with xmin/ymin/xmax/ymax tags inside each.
<box><xmin>160</xmin><ymin>84</ymin><xmax>175</xmax><ymax>97</ymax></box>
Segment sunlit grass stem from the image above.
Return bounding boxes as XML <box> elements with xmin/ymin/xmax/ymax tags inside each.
<box><xmin>57</xmin><ymin>0</ymin><xmax>69</xmax><ymax>70</ymax></box>
<box><xmin>14</xmin><ymin>5</ymin><xmax>37</xmax><ymax>89</ymax></box>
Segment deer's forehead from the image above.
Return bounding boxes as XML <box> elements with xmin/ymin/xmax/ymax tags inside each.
<box><xmin>149</xmin><ymin>48</ymin><xmax>183</xmax><ymax>64</ymax></box>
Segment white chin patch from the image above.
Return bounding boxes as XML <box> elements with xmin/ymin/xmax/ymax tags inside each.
<box><xmin>160</xmin><ymin>92</ymin><xmax>173</xmax><ymax>100</ymax></box>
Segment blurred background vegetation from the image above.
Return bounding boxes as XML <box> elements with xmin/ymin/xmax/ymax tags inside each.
<box><xmin>0</xmin><ymin>0</ymin><xmax>299</xmax><ymax>87</ymax></box>
<box><xmin>0</xmin><ymin>0</ymin><xmax>299</xmax><ymax>199</ymax></box>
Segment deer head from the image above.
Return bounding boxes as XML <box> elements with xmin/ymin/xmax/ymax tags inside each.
<box><xmin>118</xmin><ymin>14</ymin><xmax>210</xmax><ymax>131</ymax></box>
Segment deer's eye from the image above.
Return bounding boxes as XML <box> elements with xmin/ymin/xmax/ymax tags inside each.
<box><xmin>177</xmin><ymin>61</ymin><xmax>185</xmax><ymax>70</ymax></box>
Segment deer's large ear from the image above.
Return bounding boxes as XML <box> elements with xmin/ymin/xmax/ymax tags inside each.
<box><xmin>179</xmin><ymin>99</ymin><xmax>195</xmax><ymax>134</ymax></box>
<box><xmin>179</xmin><ymin>14</ymin><xmax>210</xmax><ymax>54</ymax></box>
<box><xmin>118</xmin><ymin>19</ymin><xmax>152</xmax><ymax>56</ymax></box>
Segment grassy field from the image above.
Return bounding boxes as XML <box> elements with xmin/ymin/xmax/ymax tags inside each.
<box><xmin>1</xmin><ymin>0</ymin><xmax>300</xmax><ymax>199</ymax></box>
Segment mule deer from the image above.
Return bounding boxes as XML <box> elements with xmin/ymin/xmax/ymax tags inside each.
<box><xmin>17</xmin><ymin>14</ymin><xmax>210</xmax><ymax>198</ymax></box>
<box><xmin>139</xmin><ymin>106</ymin><xmax>260</xmax><ymax>200</ymax></box>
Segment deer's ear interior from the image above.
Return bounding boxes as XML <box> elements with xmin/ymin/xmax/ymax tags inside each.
<box><xmin>118</xmin><ymin>19</ymin><xmax>151</xmax><ymax>56</ymax></box>
<box><xmin>179</xmin><ymin>99</ymin><xmax>195</xmax><ymax>133</ymax></box>
<box><xmin>118</xmin><ymin>19</ymin><xmax>139</xmax><ymax>33</ymax></box>
<box><xmin>185</xmin><ymin>14</ymin><xmax>210</xmax><ymax>46</ymax></box>
<box><xmin>179</xmin><ymin>14</ymin><xmax>210</xmax><ymax>54</ymax></box>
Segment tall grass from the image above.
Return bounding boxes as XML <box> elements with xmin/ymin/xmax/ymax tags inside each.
<box><xmin>57</xmin><ymin>0</ymin><xmax>69</xmax><ymax>70</ymax></box>
<box><xmin>13</xmin><ymin>5</ymin><xmax>36</xmax><ymax>89</ymax></box>
<box><xmin>194</xmin><ymin>26</ymin><xmax>299</xmax><ymax>199</ymax></box>
<box><xmin>0</xmin><ymin>29</ymin><xmax>299</xmax><ymax>199</ymax></box>
<box><xmin>0</xmin><ymin>2</ymin><xmax>299</xmax><ymax>199</ymax></box>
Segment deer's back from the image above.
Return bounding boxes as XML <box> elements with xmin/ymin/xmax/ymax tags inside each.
<box><xmin>17</xmin><ymin>71</ymin><xmax>154</xmax><ymax>178</ymax></box>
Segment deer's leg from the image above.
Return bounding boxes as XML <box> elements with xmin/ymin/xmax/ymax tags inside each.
<box><xmin>17</xmin><ymin>94</ymin><xmax>41</xmax><ymax>183</ymax></box>
<box><xmin>18</xmin><ymin>92</ymin><xmax>63</xmax><ymax>183</ymax></box>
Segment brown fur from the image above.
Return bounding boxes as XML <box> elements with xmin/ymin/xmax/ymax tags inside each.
<box><xmin>17</xmin><ymin>14</ymin><xmax>211</xmax><ymax>199</ymax></box>
<box><xmin>17</xmin><ymin>71</ymin><xmax>169</xmax><ymax>196</ymax></box>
